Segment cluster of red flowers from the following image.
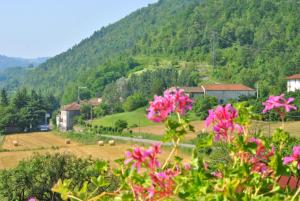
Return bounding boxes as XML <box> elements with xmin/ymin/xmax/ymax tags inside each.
<box><xmin>147</xmin><ymin>88</ymin><xmax>193</xmax><ymax>122</ymax></box>
<box><xmin>247</xmin><ymin>137</ymin><xmax>275</xmax><ymax>175</ymax></box>
<box><xmin>205</xmin><ymin>104</ymin><xmax>243</xmax><ymax>141</ymax></box>
<box><xmin>125</xmin><ymin>143</ymin><xmax>180</xmax><ymax>200</ymax></box>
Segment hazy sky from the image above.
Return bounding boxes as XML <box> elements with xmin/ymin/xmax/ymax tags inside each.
<box><xmin>0</xmin><ymin>0</ymin><xmax>158</xmax><ymax>58</ymax></box>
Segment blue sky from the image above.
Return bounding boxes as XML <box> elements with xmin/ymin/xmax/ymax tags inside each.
<box><xmin>0</xmin><ymin>0</ymin><xmax>158</xmax><ymax>58</ymax></box>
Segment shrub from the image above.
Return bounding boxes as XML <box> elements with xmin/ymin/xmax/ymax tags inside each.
<box><xmin>114</xmin><ymin>119</ymin><xmax>128</xmax><ymax>132</ymax></box>
<box><xmin>122</xmin><ymin>93</ymin><xmax>147</xmax><ymax>112</ymax></box>
<box><xmin>193</xmin><ymin>96</ymin><xmax>218</xmax><ymax>119</ymax></box>
<box><xmin>0</xmin><ymin>153</ymin><xmax>117</xmax><ymax>201</ymax></box>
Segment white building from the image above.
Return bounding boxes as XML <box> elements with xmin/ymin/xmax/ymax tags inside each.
<box><xmin>287</xmin><ymin>74</ymin><xmax>300</xmax><ymax>92</ymax></box>
<box><xmin>182</xmin><ymin>84</ymin><xmax>256</xmax><ymax>103</ymax></box>
<box><xmin>57</xmin><ymin>98</ymin><xmax>102</xmax><ymax>131</ymax></box>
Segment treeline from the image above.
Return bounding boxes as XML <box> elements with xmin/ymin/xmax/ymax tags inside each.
<box><xmin>99</xmin><ymin>65</ymin><xmax>202</xmax><ymax>114</ymax></box>
<box><xmin>0</xmin><ymin>88</ymin><xmax>59</xmax><ymax>133</ymax></box>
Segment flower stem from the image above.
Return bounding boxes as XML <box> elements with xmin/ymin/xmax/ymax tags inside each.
<box><xmin>162</xmin><ymin>138</ymin><xmax>180</xmax><ymax>169</ymax></box>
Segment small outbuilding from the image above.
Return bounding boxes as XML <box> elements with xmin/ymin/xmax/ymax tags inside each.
<box><xmin>287</xmin><ymin>74</ymin><xmax>300</xmax><ymax>92</ymax></box>
<box><xmin>182</xmin><ymin>84</ymin><xmax>255</xmax><ymax>103</ymax></box>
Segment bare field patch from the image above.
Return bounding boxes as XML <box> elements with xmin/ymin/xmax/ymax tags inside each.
<box><xmin>0</xmin><ymin>133</ymin><xmax>189</xmax><ymax>169</ymax></box>
<box><xmin>2</xmin><ymin>132</ymin><xmax>79</xmax><ymax>151</ymax></box>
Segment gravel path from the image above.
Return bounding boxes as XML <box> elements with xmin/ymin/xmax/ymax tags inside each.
<box><xmin>98</xmin><ymin>134</ymin><xmax>196</xmax><ymax>148</ymax></box>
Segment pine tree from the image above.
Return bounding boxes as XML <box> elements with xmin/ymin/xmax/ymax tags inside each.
<box><xmin>0</xmin><ymin>88</ymin><xmax>9</xmax><ymax>106</ymax></box>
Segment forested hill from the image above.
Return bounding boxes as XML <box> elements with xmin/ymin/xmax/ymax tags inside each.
<box><xmin>0</xmin><ymin>55</ymin><xmax>48</xmax><ymax>69</ymax></box>
<box><xmin>10</xmin><ymin>0</ymin><xmax>300</xmax><ymax>103</ymax></box>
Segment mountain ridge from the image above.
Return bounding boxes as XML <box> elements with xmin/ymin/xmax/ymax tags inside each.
<box><xmin>0</xmin><ymin>54</ymin><xmax>48</xmax><ymax>69</ymax></box>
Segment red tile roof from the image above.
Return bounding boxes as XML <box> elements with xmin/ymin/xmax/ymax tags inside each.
<box><xmin>181</xmin><ymin>87</ymin><xmax>204</xmax><ymax>93</ymax></box>
<box><xmin>287</xmin><ymin>74</ymin><xmax>300</xmax><ymax>80</ymax></box>
<box><xmin>203</xmin><ymin>84</ymin><xmax>255</xmax><ymax>91</ymax></box>
<box><xmin>62</xmin><ymin>102</ymin><xmax>80</xmax><ymax>111</ymax></box>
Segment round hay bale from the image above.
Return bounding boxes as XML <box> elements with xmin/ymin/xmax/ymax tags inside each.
<box><xmin>13</xmin><ymin>140</ymin><xmax>18</xmax><ymax>146</ymax></box>
<box><xmin>97</xmin><ymin>141</ymin><xmax>104</xmax><ymax>146</ymax></box>
<box><xmin>65</xmin><ymin>139</ymin><xmax>71</xmax><ymax>144</ymax></box>
<box><xmin>108</xmin><ymin>140</ymin><xmax>115</xmax><ymax>146</ymax></box>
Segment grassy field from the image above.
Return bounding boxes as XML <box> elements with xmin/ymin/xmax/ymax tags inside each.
<box><xmin>91</xmin><ymin>107</ymin><xmax>156</xmax><ymax>127</ymax></box>
<box><xmin>91</xmin><ymin>107</ymin><xmax>201</xmax><ymax>128</ymax></box>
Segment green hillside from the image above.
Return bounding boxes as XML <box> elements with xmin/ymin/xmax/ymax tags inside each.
<box><xmin>3</xmin><ymin>0</ymin><xmax>299</xmax><ymax>103</ymax></box>
<box><xmin>91</xmin><ymin>107</ymin><xmax>155</xmax><ymax>127</ymax></box>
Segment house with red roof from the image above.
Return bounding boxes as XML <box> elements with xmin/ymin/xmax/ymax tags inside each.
<box><xmin>287</xmin><ymin>74</ymin><xmax>300</xmax><ymax>92</ymax></box>
<box><xmin>57</xmin><ymin>98</ymin><xmax>101</xmax><ymax>131</ymax></box>
<box><xmin>182</xmin><ymin>84</ymin><xmax>255</xmax><ymax>103</ymax></box>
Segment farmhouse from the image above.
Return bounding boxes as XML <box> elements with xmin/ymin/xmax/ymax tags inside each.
<box><xmin>182</xmin><ymin>84</ymin><xmax>255</xmax><ymax>103</ymax></box>
<box><xmin>287</xmin><ymin>74</ymin><xmax>300</xmax><ymax>92</ymax></box>
<box><xmin>57</xmin><ymin>98</ymin><xmax>101</xmax><ymax>131</ymax></box>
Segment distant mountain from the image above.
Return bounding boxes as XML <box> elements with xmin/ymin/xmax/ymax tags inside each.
<box><xmin>0</xmin><ymin>55</ymin><xmax>48</xmax><ymax>69</ymax></box>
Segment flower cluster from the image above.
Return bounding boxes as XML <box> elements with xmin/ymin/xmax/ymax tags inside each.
<box><xmin>205</xmin><ymin>104</ymin><xmax>242</xmax><ymax>141</ymax></box>
<box><xmin>283</xmin><ymin>146</ymin><xmax>300</xmax><ymax>170</ymax></box>
<box><xmin>262</xmin><ymin>94</ymin><xmax>297</xmax><ymax>114</ymax></box>
<box><xmin>125</xmin><ymin>143</ymin><xmax>180</xmax><ymax>200</ymax></box>
<box><xmin>125</xmin><ymin>143</ymin><xmax>161</xmax><ymax>172</ymax></box>
<box><xmin>147</xmin><ymin>88</ymin><xmax>193</xmax><ymax>122</ymax></box>
<box><xmin>247</xmin><ymin>137</ymin><xmax>275</xmax><ymax>174</ymax></box>
<box><xmin>134</xmin><ymin>168</ymin><xmax>180</xmax><ymax>200</ymax></box>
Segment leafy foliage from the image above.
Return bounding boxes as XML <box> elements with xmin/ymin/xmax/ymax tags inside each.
<box><xmin>0</xmin><ymin>153</ymin><xmax>117</xmax><ymax>201</ymax></box>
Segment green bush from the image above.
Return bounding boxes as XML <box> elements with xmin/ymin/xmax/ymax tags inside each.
<box><xmin>114</xmin><ymin>119</ymin><xmax>128</xmax><ymax>132</ymax></box>
<box><xmin>123</xmin><ymin>93</ymin><xmax>147</xmax><ymax>112</ymax></box>
<box><xmin>0</xmin><ymin>153</ymin><xmax>117</xmax><ymax>201</ymax></box>
<box><xmin>193</xmin><ymin>96</ymin><xmax>218</xmax><ymax>119</ymax></box>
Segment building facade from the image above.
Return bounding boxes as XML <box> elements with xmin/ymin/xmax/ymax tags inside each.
<box><xmin>182</xmin><ymin>84</ymin><xmax>255</xmax><ymax>103</ymax></box>
<box><xmin>57</xmin><ymin>98</ymin><xmax>102</xmax><ymax>131</ymax></box>
<box><xmin>287</xmin><ymin>74</ymin><xmax>300</xmax><ymax>92</ymax></box>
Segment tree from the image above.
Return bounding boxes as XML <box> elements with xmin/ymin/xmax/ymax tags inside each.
<box><xmin>80</xmin><ymin>103</ymin><xmax>92</xmax><ymax>120</ymax></box>
<box><xmin>123</xmin><ymin>93</ymin><xmax>147</xmax><ymax>112</ymax></box>
<box><xmin>193</xmin><ymin>96</ymin><xmax>218</xmax><ymax>120</ymax></box>
<box><xmin>114</xmin><ymin>119</ymin><xmax>128</xmax><ymax>132</ymax></box>
<box><xmin>0</xmin><ymin>89</ymin><xmax>9</xmax><ymax>106</ymax></box>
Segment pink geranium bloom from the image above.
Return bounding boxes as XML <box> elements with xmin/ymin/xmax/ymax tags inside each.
<box><xmin>205</xmin><ymin>104</ymin><xmax>242</xmax><ymax>141</ymax></box>
<box><xmin>147</xmin><ymin>88</ymin><xmax>193</xmax><ymax>122</ymax></box>
<box><xmin>124</xmin><ymin>144</ymin><xmax>162</xmax><ymax>172</ymax></box>
<box><xmin>211</xmin><ymin>171</ymin><xmax>223</xmax><ymax>179</ymax></box>
<box><xmin>262</xmin><ymin>94</ymin><xmax>297</xmax><ymax>113</ymax></box>
<box><xmin>147</xmin><ymin>95</ymin><xmax>174</xmax><ymax>122</ymax></box>
<box><xmin>124</xmin><ymin>147</ymin><xmax>147</xmax><ymax>172</ymax></box>
<box><xmin>283</xmin><ymin>146</ymin><xmax>300</xmax><ymax>170</ymax></box>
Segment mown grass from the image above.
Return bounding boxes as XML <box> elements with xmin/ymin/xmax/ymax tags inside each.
<box><xmin>91</xmin><ymin>107</ymin><xmax>156</xmax><ymax>127</ymax></box>
<box><xmin>91</xmin><ymin>106</ymin><xmax>201</xmax><ymax>128</ymax></box>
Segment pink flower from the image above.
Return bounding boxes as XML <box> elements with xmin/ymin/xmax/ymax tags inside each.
<box><xmin>262</xmin><ymin>94</ymin><xmax>297</xmax><ymax>113</ymax></box>
<box><xmin>205</xmin><ymin>104</ymin><xmax>242</xmax><ymax>141</ymax></box>
<box><xmin>164</xmin><ymin>88</ymin><xmax>193</xmax><ymax>115</ymax></box>
<box><xmin>125</xmin><ymin>147</ymin><xmax>146</xmax><ymax>172</ymax></box>
<box><xmin>211</xmin><ymin>171</ymin><xmax>223</xmax><ymax>179</ymax></box>
<box><xmin>147</xmin><ymin>88</ymin><xmax>193</xmax><ymax>122</ymax></box>
<box><xmin>283</xmin><ymin>146</ymin><xmax>300</xmax><ymax>170</ymax></box>
<box><xmin>147</xmin><ymin>95</ymin><xmax>174</xmax><ymax>122</ymax></box>
<box><xmin>246</xmin><ymin>138</ymin><xmax>275</xmax><ymax>174</ymax></box>
<box><xmin>124</xmin><ymin>144</ymin><xmax>162</xmax><ymax>172</ymax></box>
<box><xmin>134</xmin><ymin>168</ymin><xmax>180</xmax><ymax>200</ymax></box>
<box><xmin>28</xmin><ymin>198</ymin><xmax>36</xmax><ymax>201</ymax></box>
<box><xmin>184</xmin><ymin>163</ymin><xmax>191</xmax><ymax>171</ymax></box>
